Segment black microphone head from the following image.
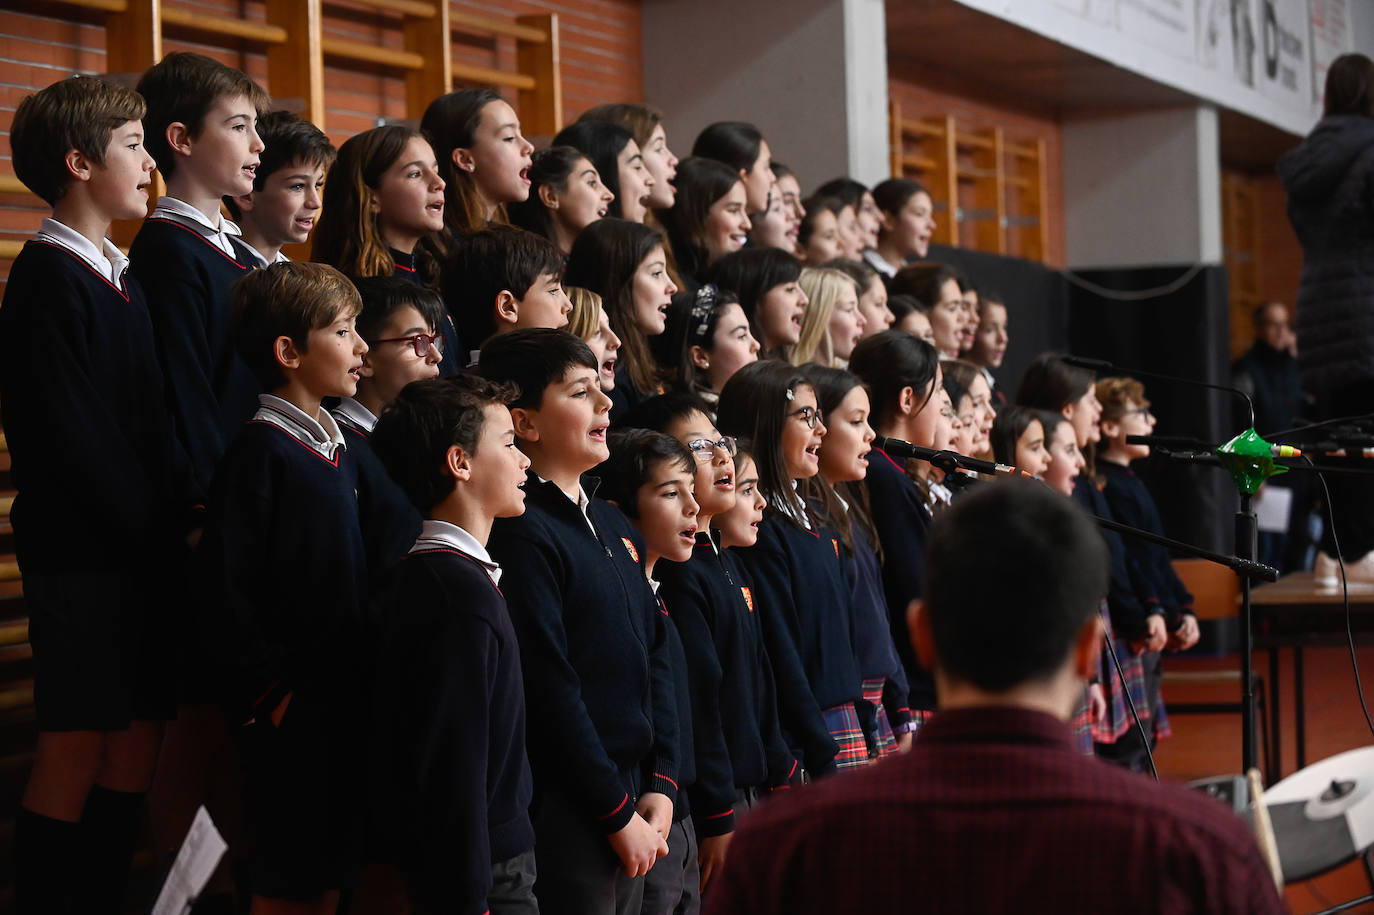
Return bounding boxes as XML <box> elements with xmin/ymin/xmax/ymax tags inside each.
<box><xmin>1059</xmin><ymin>355</ymin><xmax>1114</xmax><ymax>372</ymax></box>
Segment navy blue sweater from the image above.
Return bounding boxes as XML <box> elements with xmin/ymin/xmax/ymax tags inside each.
<box><xmin>332</xmin><ymin>416</ymin><xmax>422</xmax><ymax>576</ymax></box>
<box><xmin>735</xmin><ymin>510</ymin><xmax>861</xmax><ymax>774</ymax></box>
<box><xmin>1098</xmin><ymin>462</ymin><xmax>1195</xmax><ymax>631</ymax></box>
<box><xmin>370</xmin><ymin>545</ymin><xmax>534</xmax><ymax>914</ymax></box>
<box><xmin>652</xmin><ymin>591</ymin><xmax>697</xmax><ymax>824</ymax></box>
<box><xmin>0</xmin><ymin>241</ymin><xmax>195</xmax><ymax>572</ymax></box>
<box><xmin>487</xmin><ymin>473</ymin><xmax>679</xmax><ymax>832</ymax></box>
<box><xmin>863</xmin><ymin>445</ymin><xmax>936</xmax><ymax>710</ymax></box>
<box><xmin>655</xmin><ymin>536</ymin><xmax>799</xmax><ymax>837</ymax></box>
<box><xmin>130</xmin><ymin>218</ymin><xmax>260</xmax><ymax>491</ymax></box>
<box><xmin>197</xmin><ymin>420</ymin><xmax>368</xmax><ymax>723</ymax></box>
<box><xmin>841</xmin><ymin>521</ymin><xmax>913</xmax><ymax>730</ymax></box>
<box><xmin>1073</xmin><ymin>474</ymin><xmax>1150</xmax><ymax>639</ymax></box>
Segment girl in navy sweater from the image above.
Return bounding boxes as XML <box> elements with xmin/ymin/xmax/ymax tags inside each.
<box><xmin>716</xmin><ymin>362</ymin><xmax>864</xmax><ymax>774</ymax></box>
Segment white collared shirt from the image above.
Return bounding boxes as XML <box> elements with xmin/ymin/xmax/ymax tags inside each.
<box><xmin>331</xmin><ymin>396</ymin><xmax>377</xmax><ymax>436</ymax></box>
<box><xmin>239</xmin><ymin>240</ymin><xmax>290</xmax><ymax>269</ymax></box>
<box><xmin>152</xmin><ymin>197</ymin><xmax>244</xmax><ymax>259</ymax></box>
<box><xmin>410</xmin><ymin>519</ymin><xmax>503</xmax><ymax>586</ymax></box>
<box><xmin>34</xmin><ymin>217</ymin><xmax>128</xmax><ymax>286</ymax></box>
<box><xmin>862</xmin><ymin>248</ymin><xmax>898</xmax><ymax>278</ymax></box>
<box><xmin>252</xmin><ymin>394</ymin><xmax>346</xmax><ymax>460</ymax></box>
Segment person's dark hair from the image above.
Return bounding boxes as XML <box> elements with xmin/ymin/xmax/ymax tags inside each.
<box><xmin>925</xmin><ymin>480</ymin><xmax>1107</xmax><ymax>691</ymax></box>
<box><xmin>619</xmin><ymin>389</ymin><xmax>715</xmax><ymax>435</ymax></box>
<box><xmin>597</xmin><ymin>429</ymin><xmax>695</xmax><ymax>517</ymax></box>
<box><xmin>871</xmin><ymin>177</ymin><xmax>927</xmax><ymax>229</ymax></box>
<box><xmin>717</xmin><ymin>360</ymin><xmax>811</xmax><ymax>526</ymax></box>
<box><xmin>941</xmin><ymin>359</ymin><xmax>979</xmax><ymax>413</ymax></box>
<box><xmin>849</xmin><ymin>330</ymin><xmax>939</xmax><ymax>429</ymax></box>
<box><xmin>659</xmin><ymin>156</ymin><xmax>743</xmax><ymax>278</ymax></box>
<box><xmin>565</xmin><ymin>218</ymin><xmax>667</xmax><ymax>395</ymax></box>
<box><xmin>798</xmin><ymin>194</ymin><xmax>843</xmax><ymax>248</ymax></box>
<box><xmin>798</xmin><ymin>364</ymin><xmax>882</xmax><ymax>559</ymax></box>
<box><xmin>659</xmin><ymin>284</ymin><xmax>743</xmax><ymax>393</ymax></box>
<box><xmin>9</xmin><ymin>76</ymin><xmax>146</xmax><ymax>206</ymax></box>
<box><xmin>990</xmin><ymin>404</ymin><xmax>1040</xmax><ymax>466</ymax></box>
<box><xmin>814</xmin><ymin>177</ymin><xmax>868</xmax><ymax>212</ymax></box>
<box><xmin>553</xmin><ymin>121</ymin><xmax>635</xmax><ymax>219</ymax></box>
<box><xmin>477</xmin><ymin>328</ymin><xmax>597</xmax><ymax>411</ymax></box>
<box><xmin>506</xmin><ymin>145</ymin><xmax>592</xmax><ymax>246</ymax></box>
<box><xmin>136</xmin><ymin>52</ymin><xmax>270</xmax><ymax>181</ymax></box>
<box><xmin>442</xmin><ymin>224</ymin><xmax>564</xmax><ymax>348</ymax></box>
<box><xmin>703</xmin><ymin>247</ymin><xmax>803</xmax><ymax>342</ymax></box>
<box><xmin>887</xmin><ymin>294</ymin><xmax>924</xmax><ymax>323</ymax></box>
<box><xmin>691</xmin><ymin>121</ymin><xmax>765</xmax><ymax>174</ymax></box>
<box><xmin>770</xmin><ymin>161</ymin><xmax>795</xmax><ymax>182</ymax></box>
<box><xmin>230</xmin><ymin>261</ymin><xmax>362</xmax><ymax>390</ymax></box>
<box><xmin>578</xmin><ymin>102</ymin><xmax>663</xmax><ymax>149</ymax></box>
<box><xmin>223</xmin><ymin>109</ymin><xmax>335</xmax><ymax>220</ymax></box>
<box><xmin>1324</xmin><ymin>53</ymin><xmax>1374</xmax><ymax>118</ymax></box>
<box><xmin>1015</xmin><ymin>352</ymin><xmax>1094</xmax><ymax>413</ymax></box>
<box><xmin>370</xmin><ymin>373</ymin><xmax>520</xmax><ymax>514</ymax></box>
<box><xmin>822</xmin><ymin>257</ymin><xmax>879</xmax><ymax>295</ymax></box>
<box><xmin>890</xmin><ymin>261</ymin><xmax>960</xmax><ymax>308</ymax></box>
<box><xmin>420</xmin><ymin>87</ymin><xmax>505</xmax><ymax>235</ymax></box>
<box><xmin>352</xmin><ymin>274</ymin><xmax>445</xmax><ymax>343</ymax></box>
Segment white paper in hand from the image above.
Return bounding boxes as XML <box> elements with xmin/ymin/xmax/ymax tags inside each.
<box><xmin>151</xmin><ymin>805</ymin><xmax>227</xmax><ymax>915</ymax></box>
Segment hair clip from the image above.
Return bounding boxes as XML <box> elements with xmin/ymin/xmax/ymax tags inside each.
<box><xmin>785</xmin><ymin>387</ymin><xmax>796</xmax><ymax>401</ymax></box>
<box><xmin>689</xmin><ymin>284</ymin><xmax>719</xmax><ymax>343</ymax></box>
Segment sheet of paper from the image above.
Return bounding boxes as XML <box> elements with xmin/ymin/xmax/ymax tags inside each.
<box><xmin>151</xmin><ymin>805</ymin><xmax>227</xmax><ymax>915</ymax></box>
<box><xmin>1254</xmin><ymin>484</ymin><xmax>1294</xmax><ymax>534</ymax></box>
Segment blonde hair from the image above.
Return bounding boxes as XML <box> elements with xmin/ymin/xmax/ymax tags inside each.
<box><xmin>791</xmin><ymin>267</ymin><xmax>859</xmax><ymax>367</ymax></box>
<box><xmin>566</xmin><ymin>285</ymin><xmax>604</xmax><ymax>340</ymax></box>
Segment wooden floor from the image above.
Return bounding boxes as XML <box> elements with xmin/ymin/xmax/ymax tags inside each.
<box><xmin>1159</xmin><ymin>644</ymin><xmax>1374</xmax><ymax>914</ymax></box>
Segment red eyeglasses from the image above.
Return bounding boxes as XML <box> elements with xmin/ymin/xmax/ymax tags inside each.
<box><xmin>370</xmin><ymin>331</ymin><xmax>445</xmax><ymax>359</ymax></box>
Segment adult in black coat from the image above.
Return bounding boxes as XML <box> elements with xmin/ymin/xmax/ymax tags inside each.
<box><xmin>1278</xmin><ymin>52</ymin><xmax>1374</xmax><ymax>578</ymax></box>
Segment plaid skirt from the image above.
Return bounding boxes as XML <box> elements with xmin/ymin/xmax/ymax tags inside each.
<box><xmin>861</xmin><ymin>678</ymin><xmax>898</xmax><ymax>759</ymax></box>
<box><xmin>1070</xmin><ymin>687</ymin><xmax>1095</xmax><ymax>756</ymax></box>
<box><xmin>823</xmin><ymin>702</ymin><xmax>870</xmax><ymax>770</ymax></box>
<box><xmin>1092</xmin><ymin>600</ymin><xmax>1150</xmax><ymax>744</ymax></box>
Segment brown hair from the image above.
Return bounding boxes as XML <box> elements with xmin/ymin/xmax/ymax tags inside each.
<box><xmin>421</xmin><ymin>88</ymin><xmax>506</xmax><ymax>236</ymax></box>
<box><xmin>137</xmin><ymin>52</ymin><xmax>270</xmax><ymax>180</ymax></box>
<box><xmin>1325</xmin><ymin>53</ymin><xmax>1374</xmax><ymax>118</ymax></box>
<box><xmin>579</xmin><ymin>102</ymin><xmax>664</xmax><ymax>149</ymax></box>
<box><xmin>223</xmin><ymin>110</ymin><xmax>335</xmax><ymax>220</ymax></box>
<box><xmin>231</xmin><ymin>261</ymin><xmax>362</xmax><ymax>389</ymax></box>
<box><xmin>1094</xmin><ymin>376</ymin><xmax>1148</xmax><ymax>424</ymax></box>
<box><xmin>10</xmin><ymin>76</ymin><xmax>146</xmax><ymax>205</ymax></box>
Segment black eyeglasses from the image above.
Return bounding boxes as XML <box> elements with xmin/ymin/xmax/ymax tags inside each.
<box><xmin>789</xmin><ymin>405</ymin><xmax>824</xmax><ymax>429</ymax></box>
<box><xmin>370</xmin><ymin>331</ymin><xmax>445</xmax><ymax>360</ymax></box>
<box><xmin>685</xmin><ymin>435</ymin><xmax>737</xmax><ymax>460</ymax></box>
<box><xmin>1125</xmin><ymin>406</ymin><xmax>1153</xmax><ymax>419</ymax></box>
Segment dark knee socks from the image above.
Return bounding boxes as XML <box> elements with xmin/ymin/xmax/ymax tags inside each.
<box><xmin>14</xmin><ymin>807</ymin><xmax>80</xmax><ymax>914</ymax></box>
<box><xmin>77</xmin><ymin>785</ymin><xmax>146</xmax><ymax>912</ymax></box>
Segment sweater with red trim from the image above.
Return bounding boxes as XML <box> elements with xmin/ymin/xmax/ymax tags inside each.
<box><xmin>0</xmin><ymin>240</ymin><xmax>196</xmax><ymax>572</ymax></box>
<box><xmin>487</xmin><ymin>473</ymin><xmax>679</xmax><ymax>833</ymax></box>
<box><xmin>197</xmin><ymin>420</ymin><xmax>367</xmax><ymax>724</ymax></box>
<box><xmin>369</xmin><ymin>546</ymin><xmax>534</xmax><ymax>915</ymax></box>
<box><xmin>130</xmin><ymin>218</ymin><xmax>261</xmax><ymax>491</ymax></box>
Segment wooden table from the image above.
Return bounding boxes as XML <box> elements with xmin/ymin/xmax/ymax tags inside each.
<box><xmin>1250</xmin><ymin>571</ymin><xmax>1374</xmax><ymax>780</ymax></box>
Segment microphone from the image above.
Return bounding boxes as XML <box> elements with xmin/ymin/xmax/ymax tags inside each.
<box><xmin>1128</xmin><ymin>435</ymin><xmax>1303</xmax><ymax>458</ymax></box>
<box><xmin>1058</xmin><ymin>355</ymin><xmax>1256</xmax><ymax>430</ymax></box>
<box><xmin>872</xmin><ymin>436</ymin><xmax>1035</xmax><ymax>478</ymax></box>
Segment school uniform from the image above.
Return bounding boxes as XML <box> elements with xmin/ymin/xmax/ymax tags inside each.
<box><xmin>0</xmin><ymin>224</ymin><xmax>194</xmax><ymax>730</ymax></box>
<box><xmin>130</xmin><ymin>198</ymin><xmax>261</xmax><ymax>492</ymax></box>
<box><xmin>390</xmin><ymin>246</ymin><xmax>462</xmax><ymax>377</ymax></box>
<box><xmin>239</xmin><ymin>243</ymin><xmax>289</xmax><ymax>268</ymax></box>
<box><xmin>655</xmin><ymin>534</ymin><xmax>800</xmax><ymax>826</ymax></box>
<box><xmin>861</xmin><ymin>249</ymin><xmax>898</xmax><ymax>279</ymax></box>
<box><xmin>487</xmin><ymin>473</ymin><xmax>679</xmax><ymax>915</ymax></box>
<box><xmin>734</xmin><ymin>507</ymin><xmax>864</xmax><ymax>775</ymax></box>
<box><xmin>863</xmin><ymin>445</ymin><xmax>937</xmax><ymax>719</ymax></box>
<box><xmin>197</xmin><ymin>395</ymin><xmax>369</xmax><ymax>898</ymax></box>
<box><xmin>368</xmin><ymin>520</ymin><xmax>536</xmax><ymax>915</ymax></box>
<box><xmin>330</xmin><ymin>397</ymin><xmax>423</xmax><ymax>576</ymax></box>
<box><xmin>607</xmin><ymin>363</ymin><xmax>657</xmax><ymax>425</ymax></box>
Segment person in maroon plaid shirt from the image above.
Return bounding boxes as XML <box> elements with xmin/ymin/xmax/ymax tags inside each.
<box><xmin>704</xmin><ymin>480</ymin><xmax>1286</xmax><ymax>915</ymax></box>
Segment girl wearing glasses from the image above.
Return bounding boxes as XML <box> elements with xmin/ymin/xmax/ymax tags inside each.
<box><xmin>801</xmin><ymin>365</ymin><xmax>914</xmax><ymax>758</ymax></box>
<box><xmin>329</xmin><ymin>276</ymin><xmax>445</xmax><ymax>572</ymax></box>
<box><xmin>716</xmin><ymin>362</ymin><xmax>866</xmax><ymax>776</ymax></box>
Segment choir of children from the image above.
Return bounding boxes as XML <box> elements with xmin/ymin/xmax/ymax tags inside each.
<box><xmin>1</xmin><ymin>60</ymin><xmax>1213</xmax><ymax>915</ymax></box>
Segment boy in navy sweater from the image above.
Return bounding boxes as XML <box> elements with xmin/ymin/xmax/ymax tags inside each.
<box><xmin>480</xmin><ymin>329</ymin><xmax>677</xmax><ymax>915</ymax></box>
<box><xmin>131</xmin><ymin>51</ymin><xmax>270</xmax><ymax>491</ymax></box>
<box><xmin>363</xmin><ymin>375</ymin><xmax>536</xmax><ymax>914</ymax></box>
<box><xmin>598</xmin><ymin>429</ymin><xmax>703</xmax><ymax>915</ymax></box>
<box><xmin>442</xmin><ymin>224</ymin><xmax>571</xmax><ymax>358</ymax></box>
<box><xmin>331</xmin><ymin>276</ymin><xmax>444</xmax><ymax>573</ymax></box>
<box><xmin>198</xmin><ymin>261</ymin><xmax>368</xmax><ymax>911</ymax></box>
<box><xmin>1</xmin><ymin>75</ymin><xmax>193</xmax><ymax>914</ymax></box>
<box><xmin>223</xmin><ymin>109</ymin><xmax>335</xmax><ymax>267</ymax></box>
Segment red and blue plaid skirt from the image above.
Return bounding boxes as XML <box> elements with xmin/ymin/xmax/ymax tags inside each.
<box><xmin>1093</xmin><ymin>600</ymin><xmax>1150</xmax><ymax>744</ymax></box>
<box><xmin>823</xmin><ymin>702</ymin><xmax>870</xmax><ymax>770</ymax></box>
<box><xmin>861</xmin><ymin>678</ymin><xmax>898</xmax><ymax>759</ymax></box>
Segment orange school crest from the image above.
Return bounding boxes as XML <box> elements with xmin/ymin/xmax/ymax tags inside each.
<box><xmin>832</xmin><ymin>538</ymin><xmax>839</xmax><ymax>557</ymax></box>
<box><xmin>741</xmin><ymin>586</ymin><xmax>754</xmax><ymax>613</ymax></box>
<box><xmin>622</xmin><ymin>538</ymin><xmax>640</xmax><ymax>562</ymax></box>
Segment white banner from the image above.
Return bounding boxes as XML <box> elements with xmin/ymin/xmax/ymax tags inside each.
<box><xmin>1256</xmin><ymin>0</ymin><xmax>1313</xmax><ymax>106</ymax></box>
<box><xmin>1311</xmin><ymin>0</ymin><xmax>1354</xmax><ymax>106</ymax></box>
<box><xmin>1119</xmin><ymin>0</ymin><xmax>1199</xmax><ymax>58</ymax></box>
